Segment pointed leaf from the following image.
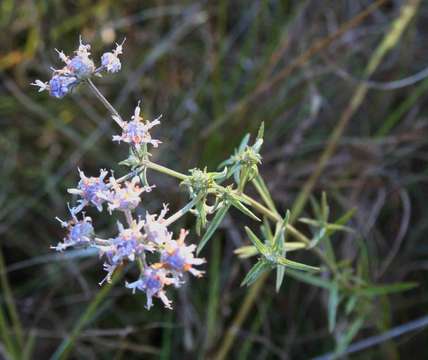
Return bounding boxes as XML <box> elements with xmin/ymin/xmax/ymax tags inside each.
<box><xmin>252</xmin><ymin>175</ymin><xmax>277</xmax><ymax>213</ymax></box>
<box><xmin>274</xmin><ymin>210</ymin><xmax>290</xmax><ymax>252</ymax></box>
<box><xmin>326</xmin><ymin>223</ymin><xmax>354</xmax><ymax>234</ymax></box>
<box><xmin>241</xmin><ymin>260</ymin><xmax>272</xmax><ymax>287</ymax></box>
<box><xmin>239</xmin><ymin>133</ymin><xmax>251</xmax><ymax>152</ymax></box>
<box><xmin>284</xmin><ymin>269</ymin><xmax>332</xmax><ymax>289</ymax></box>
<box><xmin>335</xmin><ymin>208</ymin><xmax>356</xmax><ymax>227</ymax></box>
<box><xmin>235</xmin><ymin>243</ymin><xmax>305</xmax><ymax>259</ymax></box>
<box><xmin>276</xmin><ymin>257</ymin><xmax>320</xmax><ymax>272</ymax></box>
<box><xmin>283</xmin><ymin>242</ymin><xmax>306</xmax><ymax>251</ymax></box>
<box><xmin>276</xmin><ymin>265</ymin><xmax>285</xmax><ymax>292</ymax></box>
<box><xmin>309</xmin><ymin>195</ymin><xmax>322</xmax><ymax>219</ymax></box>
<box><xmin>231</xmin><ymin>199</ymin><xmax>260</xmax><ymax>221</ymax></box>
<box><xmin>260</xmin><ymin>219</ymin><xmax>273</xmax><ymax>244</ymax></box>
<box><xmin>197</xmin><ymin>204</ymin><xmax>230</xmax><ymax>254</ymax></box>
<box><xmin>257</xmin><ymin>122</ymin><xmax>264</xmax><ymax>141</ymax></box>
<box><xmin>234</xmin><ymin>245</ymin><xmax>258</xmax><ymax>258</ymax></box>
<box><xmin>321</xmin><ymin>192</ymin><xmax>329</xmax><ymax>222</ymax></box>
<box><xmin>310</xmin><ymin>227</ymin><xmax>327</xmax><ymax>248</ymax></box>
<box><xmin>345</xmin><ymin>295</ymin><xmax>357</xmax><ymax>315</ymax></box>
<box><xmin>244</xmin><ymin>227</ymin><xmax>269</xmax><ymax>255</ymax></box>
<box><xmin>298</xmin><ymin>218</ymin><xmax>322</xmax><ymax>227</ymax></box>
<box><xmin>335</xmin><ymin>317</ymin><xmax>365</xmax><ymax>356</ymax></box>
<box><xmin>359</xmin><ymin>282</ymin><xmax>417</xmax><ymax>296</ymax></box>
<box><xmin>328</xmin><ymin>283</ymin><xmax>339</xmax><ymax>333</ymax></box>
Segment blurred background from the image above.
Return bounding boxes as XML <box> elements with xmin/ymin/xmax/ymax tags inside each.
<box><xmin>1</xmin><ymin>0</ymin><xmax>428</xmax><ymax>358</ymax></box>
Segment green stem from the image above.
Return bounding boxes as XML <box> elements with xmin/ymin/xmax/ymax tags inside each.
<box><xmin>239</xmin><ymin>193</ymin><xmax>310</xmax><ymax>245</ymax></box>
<box><xmin>143</xmin><ymin>160</ymin><xmax>187</xmax><ymax>181</ymax></box>
<box><xmin>144</xmin><ymin>160</ymin><xmax>311</xmax><ymax>245</ymax></box>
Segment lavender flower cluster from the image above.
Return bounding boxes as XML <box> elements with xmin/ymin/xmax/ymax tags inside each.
<box><xmin>32</xmin><ymin>36</ymin><xmax>124</xmax><ymax>98</ymax></box>
<box><xmin>37</xmin><ymin>38</ymin><xmax>205</xmax><ymax>310</ymax></box>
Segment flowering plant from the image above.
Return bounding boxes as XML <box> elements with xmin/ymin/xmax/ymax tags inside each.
<box><xmin>32</xmin><ymin>37</ymin><xmax>415</xmax><ymax>346</ymax></box>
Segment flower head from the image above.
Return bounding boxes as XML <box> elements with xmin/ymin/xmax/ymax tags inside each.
<box><xmin>101</xmin><ymin>39</ymin><xmax>125</xmax><ymax>73</ymax></box>
<box><xmin>111</xmin><ymin>219</ymin><xmax>151</xmax><ymax>263</ymax></box>
<box><xmin>144</xmin><ymin>204</ymin><xmax>171</xmax><ymax>245</ymax></box>
<box><xmin>160</xmin><ymin>229</ymin><xmax>205</xmax><ymax>277</ymax></box>
<box><xmin>53</xmin><ymin>208</ymin><xmax>94</xmax><ymax>251</ymax></box>
<box><xmin>32</xmin><ymin>36</ymin><xmax>117</xmax><ymax>99</ymax></box>
<box><xmin>100</xmin><ymin>175</ymin><xmax>152</xmax><ymax>213</ymax></box>
<box><xmin>65</xmin><ymin>37</ymin><xmax>95</xmax><ymax>78</ymax></box>
<box><xmin>112</xmin><ymin>102</ymin><xmax>161</xmax><ymax>150</ymax></box>
<box><xmin>97</xmin><ymin>218</ymin><xmax>150</xmax><ymax>285</ymax></box>
<box><xmin>68</xmin><ymin>169</ymin><xmax>109</xmax><ymax>212</ymax></box>
<box><xmin>68</xmin><ymin>55</ymin><xmax>95</xmax><ymax>78</ymax></box>
<box><xmin>126</xmin><ymin>267</ymin><xmax>179</xmax><ymax>309</ymax></box>
<box><xmin>49</xmin><ymin>75</ymin><xmax>78</xmax><ymax>98</ymax></box>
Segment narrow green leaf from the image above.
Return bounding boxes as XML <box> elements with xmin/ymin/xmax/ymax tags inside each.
<box><xmin>310</xmin><ymin>227</ymin><xmax>327</xmax><ymax>248</ymax></box>
<box><xmin>335</xmin><ymin>208</ymin><xmax>356</xmax><ymax>227</ymax></box>
<box><xmin>276</xmin><ymin>257</ymin><xmax>320</xmax><ymax>272</ymax></box>
<box><xmin>231</xmin><ymin>199</ymin><xmax>260</xmax><ymax>222</ymax></box>
<box><xmin>197</xmin><ymin>204</ymin><xmax>230</xmax><ymax>254</ymax></box>
<box><xmin>234</xmin><ymin>245</ymin><xmax>258</xmax><ymax>258</ymax></box>
<box><xmin>345</xmin><ymin>295</ymin><xmax>358</xmax><ymax>315</ymax></box>
<box><xmin>233</xmin><ymin>167</ymin><xmax>241</xmax><ymax>184</ymax></box>
<box><xmin>284</xmin><ymin>269</ymin><xmax>332</xmax><ymax>289</ymax></box>
<box><xmin>359</xmin><ymin>282</ymin><xmax>418</xmax><ymax>296</ymax></box>
<box><xmin>235</xmin><ymin>242</ymin><xmax>305</xmax><ymax>259</ymax></box>
<box><xmin>244</xmin><ymin>227</ymin><xmax>268</xmax><ymax>255</ymax></box>
<box><xmin>326</xmin><ymin>223</ymin><xmax>354</xmax><ymax>234</ymax></box>
<box><xmin>323</xmin><ymin>235</ymin><xmax>336</xmax><ymax>264</ymax></box>
<box><xmin>252</xmin><ymin>175</ymin><xmax>277</xmax><ymax>213</ymax></box>
<box><xmin>241</xmin><ymin>260</ymin><xmax>271</xmax><ymax>287</ymax></box>
<box><xmin>328</xmin><ymin>283</ymin><xmax>339</xmax><ymax>333</ymax></box>
<box><xmin>256</xmin><ymin>121</ymin><xmax>264</xmax><ymax>141</ymax></box>
<box><xmin>275</xmin><ymin>265</ymin><xmax>285</xmax><ymax>292</ymax></box>
<box><xmin>321</xmin><ymin>192</ymin><xmax>329</xmax><ymax>222</ymax></box>
<box><xmin>239</xmin><ymin>133</ymin><xmax>251</xmax><ymax>152</ymax></box>
<box><xmin>309</xmin><ymin>195</ymin><xmax>322</xmax><ymax>219</ymax></box>
<box><xmin>260</xmin><ymin>218</ymin><xmax>273</xmax><ymax>244</ymax></box>
<box><xmin>298</xmin><ymin>218</ymin><xmax>322</xmax><ymax>227</ymax></box>
<box><xmin>284</xmin><ymin>242</ymin><xmax>307</xmax><ymax>251</ymax></box>
<box><xmin>335</xmin><ymin>317</ymin><xmax>365</xmax><ymax>356</ymax></box>
<box><xmin>274</xmin><ymin>210</ymin><xmax>290</xmax><ymax>252</ymax></box>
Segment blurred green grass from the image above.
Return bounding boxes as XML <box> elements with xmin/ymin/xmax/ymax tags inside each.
<box><xmin>1</xmin><ymin>0</ymin><xmax>428</xmax><ymax>358</ymax></box>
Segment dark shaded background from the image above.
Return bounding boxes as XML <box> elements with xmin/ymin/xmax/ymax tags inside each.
<box><xmin>1</xmin><ymin>0</ymin><xmax>428</xmax><ymax>358</ymax></box>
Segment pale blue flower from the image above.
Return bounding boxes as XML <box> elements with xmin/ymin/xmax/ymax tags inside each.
<box><xmin>53</xmin><ymin>209</ymin><xmax>94</xmax><ymax>251</ymax></box>
<box><xmin>161</xmin><ymin>229</ymin><xmax>205</xmax><ymax>277</ymax></box>
<box><xmin>49</xmin><ymin>75</ymin><xmax>78</xmax><ymax>98</ymax></box>
<box><xmin>99</xmin><ymin>176</ymin><xmax>153</xmax><ymax>213</ymax></box>
<box><xmin>101</xmin><ymin>39</ymin><xmax>125</xmax><ymax>73</ymax></box>
<box><xmin>144</xmin><ymin>204</ymin><xmax>171</xmax><ymax>244</ymax></box>
<box><xmin>68</xmin><ymin>55</ymin><xmax>95</xmax><ymax>78</ymax></box>
<box><xmin>112</xmin><ymin>102</ymin><xmax>161</xmax><ymax>150</ymax></box>
<box><xmin>110</xmin><ymin>220</ymin><xmax>149</xmax><ymax>263</ymax></box>
<box><xmin>68</xmin><ymin>169</ymin><xmax>109</xmax><ymax>212</ymax></box>
<box><xmin>126</xmin><ymin>267</ymin><xmax>179</xmax><ymax>309</ymax></box>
